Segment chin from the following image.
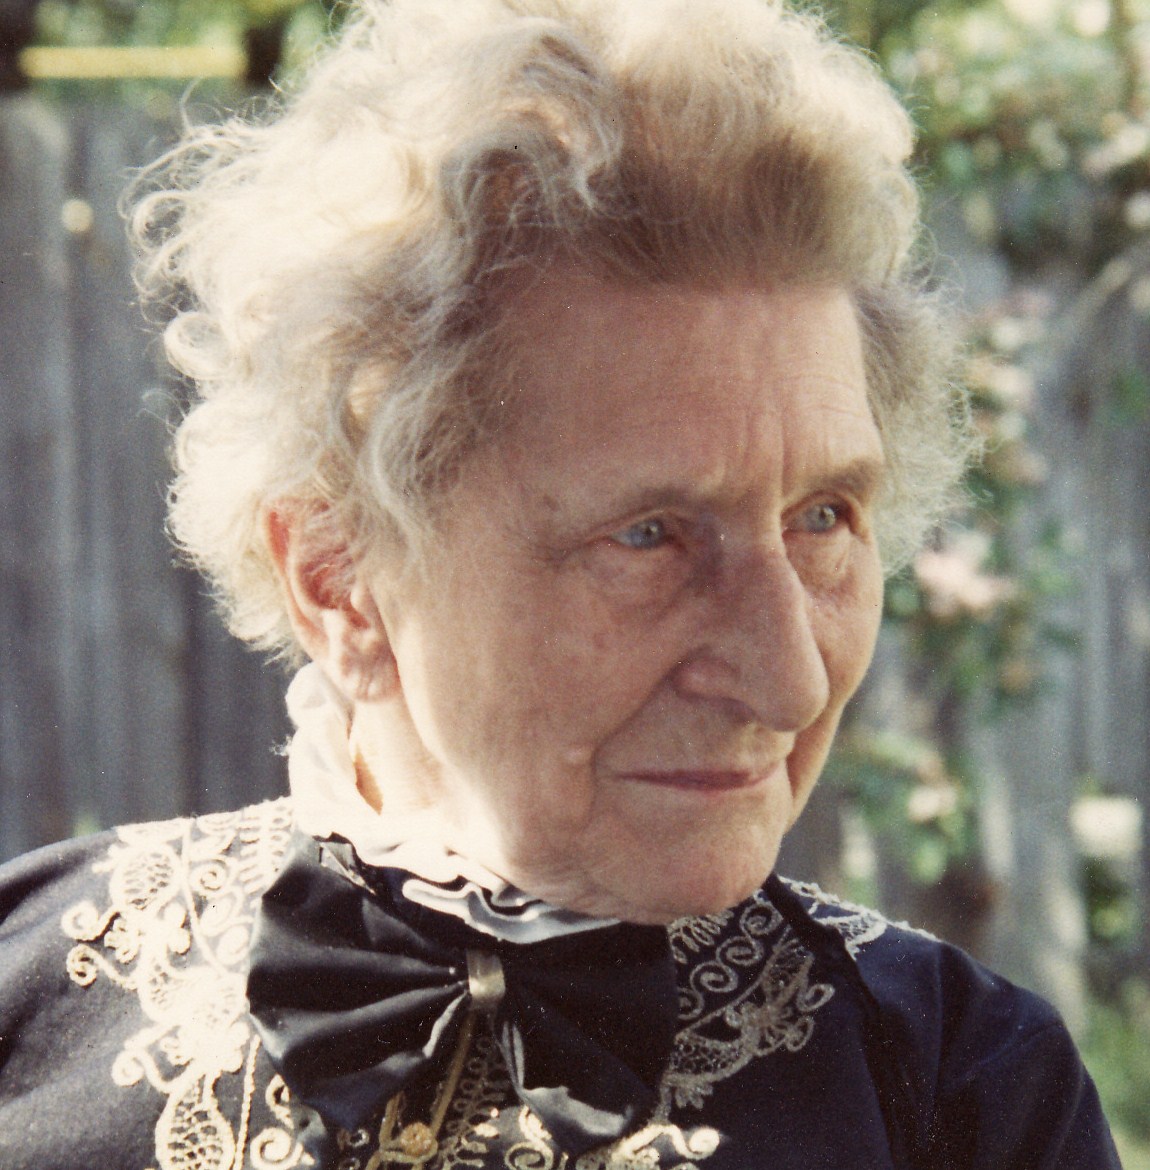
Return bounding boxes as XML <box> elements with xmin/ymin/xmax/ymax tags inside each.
<box><xmin>505</xmin><ymin>816</ymin><xmax>787</xmax><ymax>924</ymax></box>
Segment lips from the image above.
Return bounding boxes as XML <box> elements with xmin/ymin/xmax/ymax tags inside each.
<box><xmin>619</xmin><ymin>767</ymin><xmax>776</xmax><ymax>792</ymax></box>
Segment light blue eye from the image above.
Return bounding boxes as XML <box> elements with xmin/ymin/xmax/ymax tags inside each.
<box><xmin>800</xmin><ymin>503</ymin><xmax>842</xmax><ymax>534</ymax></box>
<box><xmin>611</xmin><ymin>518</ymin><xmax>670</xmax><ymax>550</ymax></box>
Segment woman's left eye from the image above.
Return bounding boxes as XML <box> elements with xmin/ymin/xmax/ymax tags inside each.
<box><xmin>795</xmin><ymin>502</ymin><xmax>846</xmax><ymax>534</ymax></box>
<box><xmin>609</xmin><ymin>517</ymin><xmax>671</xmax><ymax>550</ymax></box>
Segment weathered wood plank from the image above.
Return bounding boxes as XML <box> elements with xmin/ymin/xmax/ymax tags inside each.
<box><xmin>0</xmin><ymin>94</ymin><xmax>79</xmax><ymax>857</ymax></box>
<box><xmin>1</xmin><ymin>94</ymin><xmax>289</xmax><ymax>861</ymax></box>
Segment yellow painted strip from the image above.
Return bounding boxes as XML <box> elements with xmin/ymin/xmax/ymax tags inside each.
<box><xmin>19</xmin><ymin>45</ymin><xmax>247</xmax><ymax>80</ymax></box>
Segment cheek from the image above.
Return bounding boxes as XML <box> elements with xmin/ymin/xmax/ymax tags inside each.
<box><xmin>527</xmin><ymin>619</ymin><xmax>677</xmax><ymax>757</ymax></box>
<box><xmin>414</xmin><ymin>584</ymin><xmax>666</xmax><ymax>780</ymax></box>
<box><xmin>786</xmin><ymin>708</ymin><xmax>847</xmax><ymax>827</ymax></box>
<box><xmin>787</xmin><ymin>564</ymin><xmax>881</xmax><ymax>820</ymax></box>
<box><xmin>818</xmin><ymin>547</ymin><xmax>884</xmax><ymax>700</ymax></box>
<box><xmin>532</xmin><ymin>571</ymin><xmax>687</xmax><ymax>699</ymax></box>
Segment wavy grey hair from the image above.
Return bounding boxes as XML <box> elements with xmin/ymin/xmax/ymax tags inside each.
<box><xmin>132</xmin><ymin>0</ymin><xmax>975</xmax><ymax>653</ymax></box>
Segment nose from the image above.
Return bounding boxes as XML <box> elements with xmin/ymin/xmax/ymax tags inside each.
<box><xmin>671</xmin><ymin>546</ymin><xmax>830</xmax><ymax>732</ymax></box>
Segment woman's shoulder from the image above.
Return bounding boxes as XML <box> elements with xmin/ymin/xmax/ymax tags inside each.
<box><xmin>767</xmin><ymin>874</ymin><xmax>1069</xmax><ymax>1091</ymax></box>
<box><xmin>766</xmin><ymin>876</ymin><xmax>1120</xmax><ymax>1169</ymax></box>
<box><xmin>773</xmin><ymin>874</ymin><xmax>1064</xmax><ymax>1038</ymax></box>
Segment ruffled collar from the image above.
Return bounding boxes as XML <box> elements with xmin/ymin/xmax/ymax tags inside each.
<box><xmin>285</xmin><ymin>663</ymin><xmax>616</xmax><ymax>941</ymax></box>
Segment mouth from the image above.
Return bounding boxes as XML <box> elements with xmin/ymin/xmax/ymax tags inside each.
<box><xmin>618</xmin><ymin>767</ymin><xmax>777</xmax><ymax>793</ymax></box>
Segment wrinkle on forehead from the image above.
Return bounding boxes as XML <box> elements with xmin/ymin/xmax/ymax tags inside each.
<box><xmin>469</xmin><ymin>276</ymin><xmax>885</xmax><ymax>550</ymax></box>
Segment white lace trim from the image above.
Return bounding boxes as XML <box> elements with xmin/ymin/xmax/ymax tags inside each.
<box><xmin>286</xmin><ymin>663</ymin><xmax>615</xmax><ymax>941</ymax></box>
<box><xmin>781</xmin><ymin>877</ymin><xmax>936</xmax><ymax>954</ymax></box>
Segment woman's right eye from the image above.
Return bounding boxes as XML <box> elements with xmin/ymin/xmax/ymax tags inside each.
<box><xmin>609</xmin><ymin>517</ymin><xmax>671</xmax><ymax>550</ymax></box>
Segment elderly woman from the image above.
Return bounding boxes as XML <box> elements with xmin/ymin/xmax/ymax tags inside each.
<box><xmin>0</xmin><ymin>1</ymin><xmax>1121</xmax><ymax>1167</ymax></box>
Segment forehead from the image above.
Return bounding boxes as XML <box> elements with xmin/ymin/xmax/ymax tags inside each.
<box><xmin>486</xmin><ymin>271</ymin><xmax>880</xmax><ymax>499</ymax></box>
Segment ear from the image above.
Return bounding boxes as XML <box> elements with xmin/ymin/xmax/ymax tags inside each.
<box><xmin>264</xmin><ymin>505</ymin><xmax>400</xmax><ymax>702</ymax></box>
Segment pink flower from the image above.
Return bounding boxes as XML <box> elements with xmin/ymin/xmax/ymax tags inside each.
<box><xmin>914</xmin><ymin>534</ymin><xmax>1017</xmax><ymax>619</ymax></box>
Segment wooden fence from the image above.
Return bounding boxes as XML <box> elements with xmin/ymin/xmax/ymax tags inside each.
<box><xmin>0</xmin><ymin>92</ymin><xmax>289</xmax><ymax>862</ymax></box>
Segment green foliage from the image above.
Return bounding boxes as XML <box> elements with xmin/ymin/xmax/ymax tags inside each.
<box><xmin>820</xmin><ymin>0</ymin><xmax>1150</xmax><ymax>850</ymax></box>
<box><xmin>823</xmin><ymin>0</ymin><xmax>1150</xmax><ymax>897</ymax></box>
<box><xmin>34</xmin><ymin>0</ymin><xmax>320</xmax><ymax>46</ymax></box>
<box><xmin>30</xmin><ymin>0</ymin><xmax>341</xmax><ymax>95</ymax></box>
<box><xmin>891</xmin><ymin>307</ymin><xmax>1079</xmax><ymax>711</ymax></box>
<box><xmin>1075</xmin><ymin>784</ymin><xmax>1145</xmax><ymax>951</ymax></box>
<box><xmin>28</xmin><ymin>0</ymin><xmax>339</xmax><ymax>104</ymax></box>
<box><xmin>1082</xmin><ymin>854</ymin><xmax>1142</xmax><ymax>946</ymax></box>
<box><xmin>1083</xmin><ymin>979</ymin><xmax>1150</xmax><ymax>1142</ymax></box>
<box><xmin>823</xmin><ymin>728</ymin><xmax>976</xmax><ymax>883</ymax></box>
<box><xmin>1108</xmin><ymin>365</ymin><xmax>1150</xmax><ymax>424</ymax></box>
<box><xmin>877</xmin><ymin>0</ymin><xmax>1150</xmax><ymax>274</ymax></box>
<box><xmin>829</xmin><ymin>295</ymin><xmax>1078</xmax><ymax>880</ymax></box>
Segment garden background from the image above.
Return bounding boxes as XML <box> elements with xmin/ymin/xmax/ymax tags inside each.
<box><xmin>0</xmin><ymin>0</ymin><xmax>1147</xmax><ymax>1162</ymax></box>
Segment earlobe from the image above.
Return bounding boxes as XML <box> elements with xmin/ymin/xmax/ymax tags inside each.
<box><xmin>264</xmin><ymin>505</ymin><xmax>400</xmax><ymax>702</ymax></box>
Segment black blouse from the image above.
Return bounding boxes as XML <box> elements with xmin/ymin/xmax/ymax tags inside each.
<box><xmin>0</xmin><ymin>800</ymin><xmax>1122</xmax><ymax>1169</ymax></box>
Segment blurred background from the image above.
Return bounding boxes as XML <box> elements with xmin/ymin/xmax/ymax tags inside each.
<box><xmin>0</xmin><ymin>0</ymin><xmax>1147</xmax><ymax>1161</ymax></box>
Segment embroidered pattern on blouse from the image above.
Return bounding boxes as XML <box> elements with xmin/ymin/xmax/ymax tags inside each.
<box><xmin>61</xmin><ymin>800</ymin><xmax>300</xmax><ymax>1170</ymax></box>
<box><xmin>344</xmin><ymin>1032</ymin><xmax>723</xmax><ymax>1170</ymax></box>
<box><xmin>660</xmin><ymin>889</ymin><xmax>836</xmax><ymax>1113</ymax></box>
<box><xmin>498</xmin><ymin>1109</ymin><xmax>721</xmax><ymax>1170</ymax></box>
<box><xmin>61</xmin><ymin>803</ymin><xmax>896</xmax><ymax>1170</ymax></box>
<box><xmin>349</xmin><ymin>1035</ymin><xmax>724</xmax><ymax>1170</ymax></box>
<box><xmin>333</xmin><ymin>1027</ymin><xmax>511</xmax><ymax>1170</ymax></box>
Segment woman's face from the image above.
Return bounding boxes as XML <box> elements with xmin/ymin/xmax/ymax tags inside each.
<box><xmin>361</xmin><ymin>273</ymin><xmax>886</xmax><ymax>923</ymax></box>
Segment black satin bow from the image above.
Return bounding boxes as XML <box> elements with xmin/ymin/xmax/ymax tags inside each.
<box><xmin>246</xmin><ymin>833</ymin><xmax>679</xmax><ymax>1158</ymax></box>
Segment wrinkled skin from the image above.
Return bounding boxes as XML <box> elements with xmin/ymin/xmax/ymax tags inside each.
<box><xmin>319</xmin><ymin>273</ymin><xmax>886</xmax><ymax>923</ymax></box>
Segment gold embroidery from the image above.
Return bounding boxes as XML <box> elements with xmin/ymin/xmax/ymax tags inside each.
<box><xmin>251</xmin><ymin>1077</ymin><xmax>307</xmax><ymax>1169</ymax></box>
<box><xmin>61</xmin><ymin>800</ymin><xmax>299</xmax><ymax>1170</ymax></box>
<box><xmin>364</xmin><ymin>1013</ymin><xmax>483</xmax><ymax>1170</ymax></box>
<box><xmin>576</xmin><ymin>1122</ymin><xmax>722</xmax><ymax>1170</ymax></box>
<box><xmin>436</xmin><ymin>1026</ymin><xmax>511</xmax><ymax>1169</ymax></box>
<box><xmin>660</xmin><ymin>890</ymin><xmax>838</xmax><ymax>1114</ymax></box>
<box><xmin>504</xmin><ymin>1108</ymin><xmax>559</xmax><ymax>1169</ymax></box>
<box><xmin>337</xmin><ymin>1025</ymin><xmax>511</xmax><ymax>1170</ymax></box>
<box><xmin>498</xmin><ymin>1111</ymin><xmax>723</xmax><ymax>1170</ymax></box>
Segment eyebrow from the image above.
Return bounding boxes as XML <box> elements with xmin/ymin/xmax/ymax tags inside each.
<box><xmin>589</xmin><ymin>453</ymin><xmax>889</xmax><ymax>519</ymax></box>
<box><xmin>815</xmin><ymin>454</ymin><xmax>888</xmax><ymax>502</ymax></box>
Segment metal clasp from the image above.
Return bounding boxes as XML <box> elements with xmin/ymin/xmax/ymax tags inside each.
<box><xmin>465</xmin><ymin>949</ymin><xmax>505</xmax><ymax>1015</ymax></box>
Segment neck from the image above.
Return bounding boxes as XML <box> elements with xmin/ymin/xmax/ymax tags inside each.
<box><xmin>348</xmin><ymin>701</ymin><xmax>442</xmax><ymax>819</ymax></box>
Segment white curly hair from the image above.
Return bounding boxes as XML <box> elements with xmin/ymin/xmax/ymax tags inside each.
<box><xmin>131</xmin><ymin>0</ymin><xmax>975</xmax><ymax>654</ymax></box>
